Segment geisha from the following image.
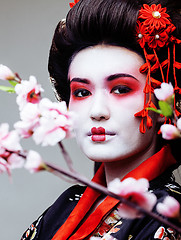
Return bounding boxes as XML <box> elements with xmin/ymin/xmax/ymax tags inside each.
<box><xmin>21</xmin><ymin>0</ymin><xmax>181</xmax><ymax>239</ymax></box>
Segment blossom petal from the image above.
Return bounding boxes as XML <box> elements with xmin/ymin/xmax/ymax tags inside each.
<box><xmin>156</xmin><ymin>196</ymin><xmax>180</xmax><ymax>218</ymax></box>
<box><xmin>24</xmin><ymin>150</ymin><xmax>45</xmax><ymax>173</ymax></box>
<box><xmin>15</xmin><ymin>76</ymin><xmax>43</xmax><ymax>110</ymax></box>
<box><xmin>154</xmin><ymin>83</ymin><xmax>174</xmax><ymax>101</ymax></box>
<box><xmin>108</xmin><ymin>177</ymin><xmax>156</xmax><ymax>219</ymax></box>
<box><xmin>0</xmin><ymin>64</ymin><xmax>15</xmax><ymax>81</ymax></box>
<box><xmin>160</xmin><ymin>124</ymin><xmax>181</xmax><ymax>140</ymax></box>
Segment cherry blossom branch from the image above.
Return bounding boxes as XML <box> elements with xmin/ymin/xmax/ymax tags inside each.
<box><xmin>4</xmin><ymin>145</ymin><xmax>181</xmax><ymax>233</ymax></box>
<box><xmin>45</xmin><ymin>162</ymin><xmax>181</xmax><ymax>233</ymax></box>
<box><xmin>58</xmin><ymin>141</ymin><xmax>76</xmax><ymax>172</ymax></box>
<box><xmin>0</xmin><ymin>66</ymin><xmax>180</xmax><ymax>234</ymax></box>
<box><xmin>14</xmin><ymin>72</ymin><xmax>22</xmax><ymax>82</ymax></box>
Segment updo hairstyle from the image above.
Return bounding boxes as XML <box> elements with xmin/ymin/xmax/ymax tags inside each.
<box><xmin>48</xmin><ymin>0</ymin><xmax>181</xmax><ymax>105</ymax></box>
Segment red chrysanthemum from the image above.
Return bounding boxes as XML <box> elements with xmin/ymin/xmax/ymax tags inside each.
<box><xmin>147</xmin><ymin>28</ymin><xmax>169</xmax><ymax>49</ymax></box>
<box><xmin>69</xmin><ymin>0</ymin><xmax>80</xmax><ymax>8</ymax></box>
<box><xmin>139</xmin><ymin>4</ymin><xmax>171</xmax><ymax>30</ymax></box>
<box><xmin>136</xmin><ymin>21</ymin><xmax>148</xmax><ymax>48</ymax></box>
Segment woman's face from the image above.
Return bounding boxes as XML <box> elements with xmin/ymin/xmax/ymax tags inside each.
<box><xmin>68</xmin><ymin>45</ymin><xmax>157</xmax><ymax>162</ymax></box>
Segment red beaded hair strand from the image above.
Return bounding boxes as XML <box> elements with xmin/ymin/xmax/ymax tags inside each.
<box><xmin>135</xmin><ymin>4</ymin><xmax>181</xmax><ymax>133</ymax></box>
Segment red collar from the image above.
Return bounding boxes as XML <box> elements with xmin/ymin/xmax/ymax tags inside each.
<box><xmin>52</xmin><ymin>145</ymin><xmax>176</xmax><ymax>240</ymax></box>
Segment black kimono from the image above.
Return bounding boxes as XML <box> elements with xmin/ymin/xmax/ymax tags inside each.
<box><xmin>21</xmin><ymin>146</ymin><xmax>181</xmax><ymax>240</ymax></box>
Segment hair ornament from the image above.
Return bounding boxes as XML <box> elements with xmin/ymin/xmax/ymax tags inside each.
<box><xmin>135</xmin><ymin>4</ymin><xmax>181</xmax><ymax>134</ymax></box>
<box><xmin>69</xmin><ymin>0</ymin><xmax>80</xmax><ymax>8</ymax></box>
<box><xmin>138</xmin><ymin>4</ymin><xmax>171</xmax><ymax>31</ymax></box>
<box><xmin>49</xmin><ymin>77</ymin><xmax>62</xmax><ymax>102</ymax></box>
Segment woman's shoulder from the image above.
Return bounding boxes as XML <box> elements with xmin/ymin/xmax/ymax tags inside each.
<box><xmin>164</xmin><ymin>180</ymin><xmax>181</xmax><ymax>201</ymax></box>
<box><xmin>132</xmin><ymin>178</ymin><xmax>181</xmax><ymax>239</ymax></box>
<box><xmin>150</xmin><ymin>172</ymin><xmax>181</xmax><ymax>203</ymax></box>
<box><xmin>20</xmin><ymin>184</ymin><xmax>86</xmax><ymax>240</ymax></box>
<box><xmin>110</xmin><ymin>179</ymin><xmax>181</xmax><ymax>240</ymax></box>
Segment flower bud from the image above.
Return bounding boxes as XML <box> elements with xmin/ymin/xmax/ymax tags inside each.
<box><xmin>176</xmin><ymin>118</ymin><xmax>181</xmax><ymax>131</ymax></box>
<box><xmin>24</xmin><ymin>150</ymin><xmax>46</xmax><ymax>173</ymax></box>
<box><xmin>0</xmin><ymin>64</ymin><xmax>15</xmax><ymax>81</ymax></box>
<box><xmin>154</xmin><ymin>83</ymin><xmax>174</xmax><ymax>103</ymax></box>
<box><xmin>160</xmin><ymin>124</ymin><xmax>181</xmax><ymax>140</ymax></box>
<box><xmin>156</xmin><ymin>196</ymin><xmax>180</xmax><ymax>218</ymax></box>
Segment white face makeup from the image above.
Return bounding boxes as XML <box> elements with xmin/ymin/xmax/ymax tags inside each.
<box><xmin>68</xmin><ymin>45</ymin><xmax>157</xmax><ymax>162</ymax></box>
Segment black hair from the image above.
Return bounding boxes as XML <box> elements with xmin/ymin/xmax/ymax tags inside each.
<box><xmin>48</xmin><ymin>0</ymin><xmax>181</xmax><ymax>165</ymax></box>
<box><xmin>48</xmin><ymin>0</ymin><xmax>181</xmax><ymax>105</ymax></box>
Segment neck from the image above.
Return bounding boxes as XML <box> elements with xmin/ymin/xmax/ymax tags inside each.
<box><xmin>104</xmin><ymin>141</ymin><xmax>156</xmax><ymax>185</ymax></box>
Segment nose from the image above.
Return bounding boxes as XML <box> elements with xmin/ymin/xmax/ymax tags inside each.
<box><xmin>90</xmin><ymin>91</ymin><xmax>110</xmax><ymax>121</ymax></box>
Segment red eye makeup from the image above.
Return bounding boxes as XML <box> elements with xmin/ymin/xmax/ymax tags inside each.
<box><xmin>107</xmin><ymin>77</ymin><xmax>140</xmax><ymax>97</ymax></box>
<box><xmin>70</xmin><ymin>81</ymin><xmax>92</xmax><ymax>100</ymax></box>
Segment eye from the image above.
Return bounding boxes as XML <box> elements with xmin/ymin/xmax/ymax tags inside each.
<box><xmin>110</xmin><ymin>85</ymin><xmax>131</xmax><ymax>95</ymax></box>
<box><xmin>73</xmin><ymin>88</ymin><xmax>91</xmax><ymax>98</ymax></box>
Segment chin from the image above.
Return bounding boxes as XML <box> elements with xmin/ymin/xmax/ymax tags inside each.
<box><xmin>80</xmin><ymin>144</ymin><xmax>148</xmax><ymax>163</ymax></box>
<box><xmin>80</xmin><ymin>145</ymin><xmax>113</xmax><ymax>162</ymax></box>
<box><xmin>81</xmin><ymin>148</ymin><xmax>127</xmax><ymax>162</ymax></box>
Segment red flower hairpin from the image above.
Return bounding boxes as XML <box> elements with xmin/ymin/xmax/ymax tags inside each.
<box><xmin>139</xmin><ymin>4</ymin><xmax>171</xmax><ymax>30</ymax></box>
<box><xmin>69</xmin><ymin>0</ymin><xmax>80</xmax><ymax>8</ymax></box>
<box><xmin>135</xmin><ymin>4</ymin><xmax>181</xmax><ymax>133</ymax></box>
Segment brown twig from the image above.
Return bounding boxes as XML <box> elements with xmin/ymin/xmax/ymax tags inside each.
<box><xmin>58</xmin><ymin>141</ymin><xmax>76</xmax><ymax>173</ymax></box>
<box><xmin>10</xmin><ymin>147</ymin><xmax>181</xmax><ymax>233</ymax></box>
<box><xmin>45</xmin><ymin>162</ymin><xmax>181</xmax><ymax>234</ymax></box>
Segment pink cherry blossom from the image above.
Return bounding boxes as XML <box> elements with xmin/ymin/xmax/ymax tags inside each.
<box><xmin>15</xmin><ymin>76</ymin><xmax>44</xmax><ymax>110</ymax></box>
<box><xmin>102</xmin><ymin>236</ymin><xmax>116</xmax><ymax>240</ymax></box>
<box><xmin>108</xmin><ymin>178</ymin><xmax>149</xmax><ymax>195</ymax></box>
<box><xmin>0</xmin><ymin>123</ymin><xmax>24</xmax><ymax>174</ymax></box>
<box><xmin>0</xmin><ymin>158</ymin><xmax>10</xmax><ymax>173</ymax></box>
<box><xmin>24</xmin><ymin>150</ymin><xmax>46</xmax><ymax>173</ymax></box>
<box><xmin>160</xmin><ymin>124</ymin><xmax>181</xmax><ymax>140</ymax></box>
<box><xmin>32</xmin><ymin>98</ymin><xmax>73</xmax><ymax>146</ymax></box>
<box><xmin>7</xmin><ymin>153</ymin><xmax>24</xmax><ymax>169</ymax></box>
<box><xmin>108</xmin><ymin>178</ymin><xmax>157</xmax><ymax>219</ymax></box>
<box><xmin>90</xmin><ymin>237</ymin><xmax>115</xmax><ymax>240</ymax></box>
<box><xmin>14</xmin><ymin>97</ymin><xmax>73</xmax><ymax>145</ymax></box>
<box><xmin>14</xmin><ymin>103</ymin><xmax>40</xmax><ymax>138</ymax></box>
<box><xmin>156</xmin><ymin>196</ymin><xmax>180</xmax><ymax>218</ymax></box>
<box><xmin>38</xmin><ymin>98</ymin><xmax>70</xmax><ymax>118</ymax></box>
<box><xmin>0</xmin><ymin>150</ymin><xmax>24</xmax><ymax>173</ymax></box>
<box><xmin>14</xmin><ymin>120</ymin><xmax>36</xmax><ymax>138</ymax></box>
<box><xmin>33</xmin><ymin>117</ymin><xmax>67</xmax><ymax>146</ymax></box>
<box><xmin>90</xmin><ymin>236</ymin><xmax>115</xmax><ymax>240</ymax></box>
<box><xmin>0</xmin><ymin>123</ymin><xmax>22</xmax><ymax>152</ymax></box>
<box><xmin>154</xmin><ymin>82</ymin><xmax>174</xmax><ymax>101</ymax></box>
<box><xmin>0</xmin><ymin>64</ymin><xmax>15</xmax><ymax>81</ymax></box>
<box><xmin>0</xmin><ymin>145</ymin><xmax>10</xmax><ymax>157</ymax></box>
<box><xmin>176</xmin><ymin>118</ymin><xmax>181</xmax><ymax>131</ymax></box>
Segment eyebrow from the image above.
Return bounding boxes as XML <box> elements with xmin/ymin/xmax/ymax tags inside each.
<box><xmin>107</xmin><ymin>73</ymin><xmax>137</xmax><ymax>81</ymax></box>
<box><xmin>70</xmin><ymin>78</ymin><xmax>90</xmax><ymax>84</ymax></box>
<box><xmin>70</xmin><ymin>73</ymin><xmax>138</xmax><ymax>84</ymax></box>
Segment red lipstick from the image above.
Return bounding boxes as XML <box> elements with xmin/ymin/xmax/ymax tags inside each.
<box><xmin>91</xmin><ymin>127</ymin><xmax>106</xmax><ymax>142</ymax></box>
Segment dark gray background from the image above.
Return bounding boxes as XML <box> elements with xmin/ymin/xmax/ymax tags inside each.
<box><xmin>0</xmin><ymin>1</ymin><xmax>180</xmax><ymax>239</ymax></box>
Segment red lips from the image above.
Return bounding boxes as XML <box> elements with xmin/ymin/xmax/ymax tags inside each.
<box><xmin>91</xmin><ymin>127</ymin><xmax>105</xmax><ymax>142</ymax></box>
